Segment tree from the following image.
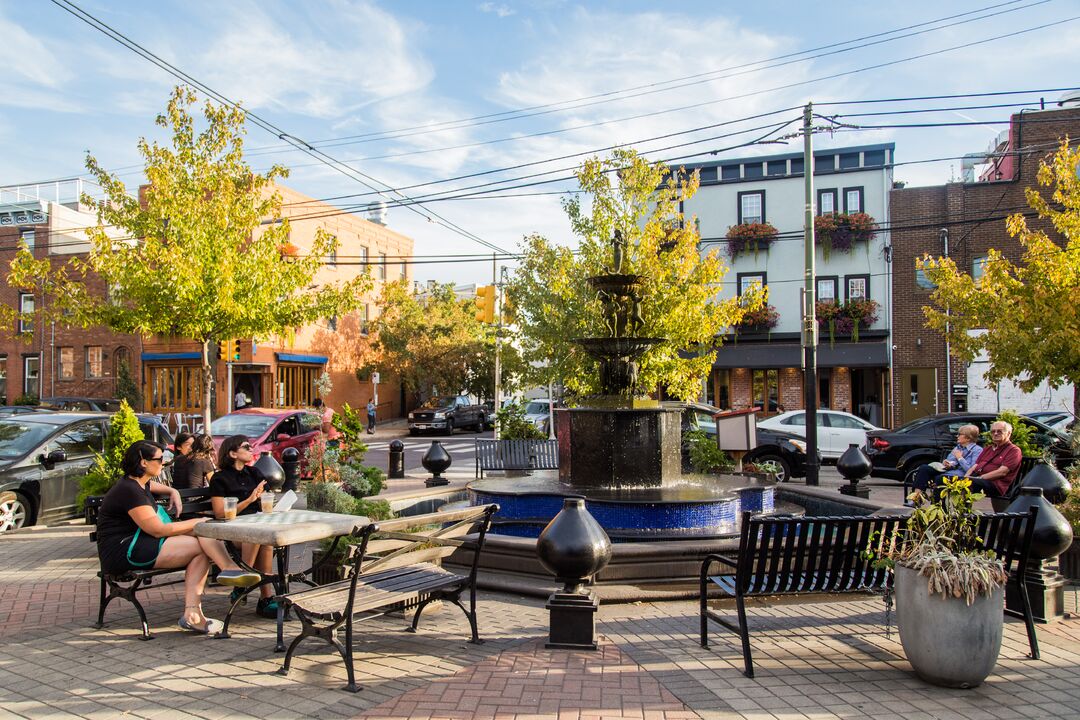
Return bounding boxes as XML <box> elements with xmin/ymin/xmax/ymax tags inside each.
<box><xmin>919</xmin><ymin>140</ymin><xmax>1080</xmax><ymax>414</ymax></box>
<box><xmin>506</xmin><ymin>149</ymin><xmax>759</xmax><ymax>401</ymax></box>
<box><xmin>115</xmin><ymin>357</ymin><xmax>141</xmax><ymax>409</ymax></box>
<box><xmin>4</xmin><ymin>86</ymin><xmax>370</xmax><ymax>427</ymax></box>
<box><xmin>79</xmin><ymin>400</ymin><xmax>144</xmax><ymax>505</ymax></box>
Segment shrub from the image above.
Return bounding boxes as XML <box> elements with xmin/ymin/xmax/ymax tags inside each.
<box><xmin>115</xmin><ymin>358</ymin><xmax>141</xmax><ymax>409</ymax></box>
<box><xmin>984</xmin><ymin>410</ymin><xmax>1038</xmax><ymax>457</ymax></box>
<box><xmin>496</xmin><ymin>403</ymin><xmax>546</xmax><ymax>440</ymax></box>
<box><xmin>12</xmin><ymin>394</ymin><xmax>38</xmax><ymax>406</ymax></box>
<box><xmin>685</xmin><ymin>429</ymin><xmax>735</xmax><ymax>473</ymax></box>
<box><xmin>79</xmin><ymin>401</ymin><xmax>145</xmax><ymax>506</ymax></box>
<box><xmin>304</xmin><ymin>480</ymin><xmax>359</xmax><ymax>515</ymax></box>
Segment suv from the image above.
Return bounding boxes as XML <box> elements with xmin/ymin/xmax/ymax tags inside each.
<box><xmin>864</xmin><ymin>412</ymin><xmax>1076</xmax><ymax>481</ymax></box>
<box><xmin>408</xmin><ymin>395</ymin><xmax>486</xmax><ymax>435</ymax></box>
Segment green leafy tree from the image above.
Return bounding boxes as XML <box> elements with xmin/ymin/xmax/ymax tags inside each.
<box><xmin>919</xmin><ymin>140</ymin><xmax>1080</xmax><ymax>414</ymax></box>
<box><xmin>506</xmin><ymin>149</ymin><xmax>759</xmax><ymax>400</ymax></box>
<box><xmin>4</xmin><ymin>86</ymin><xmax>370</xmax><ymax>427</ymax></box>
<box><xmin>79</xmin><ymin>400</ymin><xmax>144</xmax><ymax>505</ymax></box>
<box><xmin>114</xmin><ymin>358</ymin><xmax>141</xmax><ymax>409</ymax></box>
<box><xmin>495</xmin><ymin>403</ymin><xmax>546</xmax><ymax>440</ymax></box>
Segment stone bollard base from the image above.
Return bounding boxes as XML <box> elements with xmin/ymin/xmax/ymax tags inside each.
<box><xmin>545</xmin><ymin>590</ymin><xmax>600</xmax><ymax>650</ymax></box>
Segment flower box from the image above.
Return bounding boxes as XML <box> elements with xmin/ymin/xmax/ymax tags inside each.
<box><xmin>814</xmin><ymin>212</ymin><xmax>876</xmax><ymax>260</ymax></box>
<box><xmin>725</xmin><ymin>222</ymin><xmax>778</xmax><ymax>259</ymax></box>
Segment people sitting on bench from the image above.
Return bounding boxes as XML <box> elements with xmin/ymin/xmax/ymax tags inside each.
<box><xmin>965</xmin><ymin>420</ymin><xmax>1023</xmax><ymax>499</ymax></box>
<box><xmin>910</xmin><ymin>424</ymin><xmax>982</xmax><ymax>495</ymax></box>
<box><xmin>96</xmin><ymin>441</ymin><xmax>261</xmax><ymax>635</ymax></box>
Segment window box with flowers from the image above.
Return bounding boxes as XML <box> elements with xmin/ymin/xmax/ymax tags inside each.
<box><xmin>725</xmin><ymin>222</ymin><xmax>778</xmax><ymax>260</ymax></box>
<box><xmin>813</xmin><ymin>212</ymin><xmax>877</xmax><ymax>260</ymax></box>
<box><xmin>738</xmin><ymin>304</ymin><xmax>779</xmax><ymax>335</ymax></box>
<box><xmin>815</xmin><ymin>298</ymin><xmax>879</xmax><ymax>345</ymax></box>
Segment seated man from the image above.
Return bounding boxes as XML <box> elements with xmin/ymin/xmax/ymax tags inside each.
<box><xmin>966</xmin><ymin>420</ymin><xmax>1023</xmax><ymax>498</ymax></box>
<box><xmin>910</xmin><ymin>424</ymin><xmax>983</xmax><ymax>494</ymax></box>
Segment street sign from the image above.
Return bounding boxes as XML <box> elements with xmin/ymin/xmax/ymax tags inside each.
<box><xmin>371</xmin><ymin>371</ymin><xmax>381</xmax><ymax>384</ymax></box>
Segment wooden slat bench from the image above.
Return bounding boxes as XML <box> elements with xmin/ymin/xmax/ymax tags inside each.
<box><xmin>699</xmin><ymin>508</ymin><xmax>1039</xmax><ymax>678</ymax></box>
<box><xmin>86</xmin><ymin>486</ymin><xmax>215</xmax><ymax>639</ymax></box>
<box><xmin>276</xmin><ymin>504</ymin><xmax>499</xmax><ymax>693</ymax></box>
<box><xmin>475</xmin><ymin>438</ymin><xmax>558</xmax><ymax>478</ymax></box>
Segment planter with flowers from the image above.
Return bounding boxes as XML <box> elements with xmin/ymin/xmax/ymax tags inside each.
<box><xmin>816</xmin><ymin>298</ymin><xmax>879</xmax><ymax>346</ymax></box>
<box><xmin>738</xmin><ymin>304</ymin><xmax>779</xmax><ymax>335</ymax></box>
<box><xmin>814</xmin><ymin>212</ymin><xmax>877</xmax><ymax>260</ymax></box>
<box><xmin>725</xmin><ymin>222</ymin><xmax>778</xmax><ymax>260</ymax></box>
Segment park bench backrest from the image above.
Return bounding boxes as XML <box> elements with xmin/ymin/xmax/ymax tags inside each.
<box><xmin>976</xmin><ymin>507</ymin><xmax>1038</xmax><ymax>578</ymax></box>
<box><xmin>86</xmin><ymin>486</ymin><xmax>214</xmax><ymax>542</ymax></box>
<box><xmin>475</xmin><ymin>438</ymin><xmax>558</xmax><ymax>471</ymax></box>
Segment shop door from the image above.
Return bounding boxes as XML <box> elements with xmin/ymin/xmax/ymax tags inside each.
<box><xmin>901</xmin><ymin>368</ymin><xmax>936</xmax><ymax>425</ymax></box>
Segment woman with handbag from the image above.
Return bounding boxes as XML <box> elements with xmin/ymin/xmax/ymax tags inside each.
<box><xmin>95</xmin><ymin>440</ymin><xmax>260</xmax><ymax>634</ymax></box>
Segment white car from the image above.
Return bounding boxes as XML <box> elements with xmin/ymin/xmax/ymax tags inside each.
<box><xmin>522</xmin><ymin>399</ymin><xmax>555</xmax><ymax>435</ymax></box>
<box><xmin>756</xmin><ymin>409</ymin><xmax>880</xmax><ymax>460</ymax></box>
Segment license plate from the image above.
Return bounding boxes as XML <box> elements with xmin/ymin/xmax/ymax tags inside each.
<box><xmin>415</xmin><ymin>424</ymin><xmax>429</xmax><ymax>429</ymax></box>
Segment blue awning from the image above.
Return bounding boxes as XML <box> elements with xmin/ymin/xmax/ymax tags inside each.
<box><xmin>142</xmin><ymin>352</ymin><xmax>202</xmax><ymax>361</ymax></box>
<box><xmin>275</xmin><ymin>353</ymin><xmax>328</xmax><ymax>365</ymax></box>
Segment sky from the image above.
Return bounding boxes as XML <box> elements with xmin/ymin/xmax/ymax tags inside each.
<box><xmin>3</xmin><ymin>0</ymin><xmax>1079</xmax><ymax>286</ymax></box>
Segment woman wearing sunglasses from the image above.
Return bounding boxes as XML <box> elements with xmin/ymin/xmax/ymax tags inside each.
<box><xmin>95</xmin><ymin>441</ymin><xmax>261</xmax><ymax>635</ymax></box>
<box><xmin>209</xmin><ymin>435</ymin><xmax>277</xmax><ymax>618</ymax></box>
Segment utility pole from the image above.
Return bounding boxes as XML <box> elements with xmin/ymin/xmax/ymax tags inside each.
<box><xmin>802</xmin><ymin>102</ymin><xmax>820</xmax><ymax>486</ymax></box>
<box><xmin>941</xmin><ymin>228</ymin><xmax>952</xmax><ymax>412</ymax></box>
<box><xmin>493</xmin><ymin>258</ymin><xmax>503</xmax><ymax>438</ymax></box>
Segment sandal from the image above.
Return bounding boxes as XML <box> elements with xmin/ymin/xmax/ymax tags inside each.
<box><xmin>177</xmin><ymin>607</ymin><xmax>224</xmax><ymax>635</ymax></box>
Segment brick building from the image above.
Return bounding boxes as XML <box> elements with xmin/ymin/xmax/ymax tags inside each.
<box><xmin>889</xmin><ymin>104</ymin><xmax>1080</xmax><ymax>427</ymax></box>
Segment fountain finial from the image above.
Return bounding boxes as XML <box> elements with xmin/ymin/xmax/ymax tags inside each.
<box><xmin>612</xmin><ymin>228</ymin><xmax>626</xmax><ymax>274</ymax></box>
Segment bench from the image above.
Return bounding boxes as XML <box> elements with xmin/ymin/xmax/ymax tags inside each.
<box><xmin>475</xmin><ymin>438</ymin><xmax>559</xmax><ymax>478</ymax></box>
<box><xmin>699</xmin><ymin>508</ymin><xmax>1039</xmax><ymax>678</ymax></box>
<box><xmin>901</xmin><ymin>456</ymin><xmax>1040</xmax><ymax>509</ymax></box>
<box><xmin>86</xmin><ymin>486</ymin><xmax>215</xmax><ymax>639</ymax></box>
<box><xmin>276</xmin><ymin>503</ymin><xmax>499</xmax><ymax>692</ymax></box>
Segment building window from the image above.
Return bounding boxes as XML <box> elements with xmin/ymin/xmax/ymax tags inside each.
<box><xmin>325</xmin><ymin>247</ymin><xmax>337</xmax><ymax>267</ymax></box>
<box><xmin>85</xmin><ymin>346</ymin><xmax>104</xmax><ymax>378</ymax></box>
<box><xmin>972</xmin><ymin>255</ymin><xmax>989</xmax><ymax>281</ymax></box>
<box><xmin>817</xmin><ymin>189</ymin><xmax>837</xmax><ymax>216</ymax></box>
<box><xmin>843</xmin><ymin>187</ymin><xmax>864</xmax><ymax>213</ymax></box>
<box><xmin>743</xmin><ymin>163</ymin><xmax>764</xmax><ymax>179</ymax></box>
<box><xmin>328</xmin><ymin>316</ymin><xmax>338</xmax><ymax>331</ymax></box>
<box><xmin>23</xmin><ymin>356</ymin><xmax>40</xmax><ymax>398</ymax></box>
<box><xmin>721</xmin><ymin>164</ymin><xmax>740</xmax><ymax>181</ymax></box>
<box><xmin>59</xmin><ymin>347</ymin><xmax>75</xmax><ymax>380</ymax></box>
<box><xmin>915</xmin><ymin>264</ymin><xmax>937</xmax><ymax>290</ymax></box>
<box><xmin>766</xmin><ymin>160</ymin><xmax>786</xmax><ymax>177</ymax></box>
<box><xmin>752</xmin><ymin>369</ymin><xmax>780</xmax><ymax>414</ymax></box>
<box><xmin>817</xmin><ymin>277</ymin><xmax>838</xmax><ymax>303</ymax></box>
<box><xmin>361</xmin><ymin>304</ymin><xmax>370</xmax><ymax>335</ymax></box>
<box><xmin>839</xmin><ymin>152</ymin><xmax>861</xmax><ymax>170</ymax></box>
<box><xmin>360</xmin><ymin>245</ymin><xmax>369</xmax><ymax>267</ymax></box>
<box><xmin>378</xmin><ymin>253</ymin><xmax>387</xmax><ymax>280</ymax></box>
<box><xmin>19</xmin><ymin>228</ymin><xmax>35</xmax><ymax>250</ymax></box>
<box><xmin>18</xmin><ymin>293</ymin><xmax>34</xmax><ymax>334</ymax></box>
<box><xmin>737</xmin><ymin>272</ymin><xmax>767</xmax><ymax>297</ymax></box>
<box><xmin>0</xmin><ymin>355</ymin><xmax>7</xmax><ymax>403</ymax></box>
<box><xmin>276</xmin><ymin>364</ymin><xmax>321</xmax><ymax>408</ymax></box>
<box><xmin>846</xmin><ymin>274</ymin><xmax>869</xmax><ymax>300</ymax></box>
<box><xmin>816</xmin><ymin>155</ymin><xmax>835</xmax><ymax>173</ymax></box>
<box><xmin>399</xmin><ymin>261</ymin><xmax>407</xmax><ymax>281</ymax></box>
<box><xmin>148</xmin><ymin>365</ymin><xmax>203</xmax><ymax>413</ymax></box>
<box><xmin>714</xmin><ymin>369</ymin><xmax>731</xmax><ymax>410</ymax></box>
<box><xmin>737</xmin><ymin>191</ymin><xmax>765</xmax><ymax>224</ymax></box>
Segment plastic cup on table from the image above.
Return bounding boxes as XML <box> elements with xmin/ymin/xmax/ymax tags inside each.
<box><xmin>260</xmin><ymin>494</ymin><xmax>275</xmax><ymax>513</ymax></box>
<box><xmin>223</xmin><ymin>496</ymin><xmax>238</xmax><ymax>520</ymax></box>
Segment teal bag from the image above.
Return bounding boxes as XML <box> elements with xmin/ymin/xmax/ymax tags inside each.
<box><xmin>125</xmin><ymin>504</ymin><xmax>172</xmax><ymax>567</ymax></box>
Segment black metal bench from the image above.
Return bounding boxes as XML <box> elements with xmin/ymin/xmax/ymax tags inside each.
<box><xmin>699</xmin><ymin>509</ymin><xmax>1039</xmax><ymax>678</ymax></box>
<box><xmin>276</xmin><ymin>504</ymin><xmax>498</xmax><ymax>693</ymax></box>
<box><xmin>86</xmin><ymin>486</ymin><xmax>215</xmax><ymax>639</ymax></box>
<box><xmin>475</xmin><ymin>438</ymin><xmax>559</xmax><ymax>478</ymax></box>
<box><xmin>900</xmin><ymin>456</ymin><xmax>1039</xmax><ymax>509</ymax></box>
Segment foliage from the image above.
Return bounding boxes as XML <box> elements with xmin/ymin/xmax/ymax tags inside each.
<box><xmin>981</xmin><ymin>410</ymin><xmax>1039</xmax><ymax>458</ymax></box>
<box><xmin>3</xmin><ymin>86</ymin><xmax>369</xmax><ymax>429</ymax></box>
<box><xmin>12</xmin><ymin>394</ymin><xmax>38</xmax><ymax>406</ymax></box>
<box><xmin>919</xmin><ymin>140</ymin><xmax>1080</xmax><ymax>416</ymax></box>
<box><xmin>314</xmin><ymin>371</ymin><xmax>333</xmax><ymax>399</ymax></box>
<box><xmin>815</xmin><ymin>298</ymin><xmax>879</xmax><ymax>345</ymax></box>
<box><xmin>1060</xmin><ymin>471</ymin><xmax>1080</xmax><ymax>535</ymax></box>
<box><xmin>738</xmin><ymin>303</ymin><xmax>779</xmax><ymax>331</ymax></box>
<box><xmin>79</xmin><ymin>401</ymin><xmax>145</xmax><ymax>505</ymax></box>
<box><xmin>507</xmin><ymin>150</ymin><xmax>759</xmax><ymax>400</ymax></box>
<box><xmin>869</xmin><ymin>477</ymin><xmax>1007</xmax><ymax>604</ymax></box>
<box><xmin>745</xmin><ymin>459</ymin><xmax>782</xmax><ymax>476</ymax></box>
<box><xmin>496</xmin><ymin>403</ymin><xmax>547</xmax><ymax>440</ymax></box>
<box><xmin>725</xmin><ymin>222</ymin><xmax>779</xmax><ymax>259</ymax></box>
<box><xmin>813</xmin><ymin>212</ymin><xmax>876</xmax><ymax>260</ymax></box>
<box><xmin>684</xmin><ymin>429</ymin><xmax>735</xmax><ymax>473</ymax></box>
<box><xmin>114</xmin><ymin>358</ymin><xmax>141</xmax><ymax>409</ymax></box>
<box><xmin>304</xmin><ymin>436</ymin><xmax>385</xmax><ymax>498</ymax></box>
<box><xmin>304</xmin><ymin>479</ymin><xmax>358</xmax><ymax>515</ymax></box>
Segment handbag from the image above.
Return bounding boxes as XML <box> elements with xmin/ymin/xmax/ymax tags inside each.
<box><xmin>125</xmin><ymin>503</ymin><xmax>173</xmax><ymax>567</ymax></box>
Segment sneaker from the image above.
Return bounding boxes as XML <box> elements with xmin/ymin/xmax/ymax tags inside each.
<box><xmin>256</xmin><ymin>597</ymin><xmax>280</xmax><ymax>619</ymax></box>
<box><xmin>217</xmin><ymin>569</ymin><xmax>261</xmax><ymax>588</ymax></box>
<box><xmin>178</xmin><ymin>615</ymin><xmax>224</xmax><ymax>635</ymax></box>
<box><xmin>229</xmin><ymin>588</ymin><xmax>248</xmax><ymax>605</ymax></box>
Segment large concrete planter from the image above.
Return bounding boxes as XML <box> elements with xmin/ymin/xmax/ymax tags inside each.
<box><xmin>894</xmin><ymin>564</ymin><xmax>1003</xmax><ymax>688</ymax></box>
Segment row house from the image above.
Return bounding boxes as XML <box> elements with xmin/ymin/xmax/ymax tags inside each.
<box><xmin>684</xmin><ymin>143</ymin><xmax>895</xmax><ymax>426</ymax></box>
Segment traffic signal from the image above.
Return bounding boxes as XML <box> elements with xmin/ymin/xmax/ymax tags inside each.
<box><xmin>474</xmin><ymin>285</ymin><xmax>495</xmax><ymax>324</ymax></box>
<box><xmin>215</xmin><ymin>340</ymin><xmax>228</xmax><ymax>360</ymax></box>
<box><xmin>501</xmin><ymin>295</ymin><xmax>515</xmax><ymax>325</ymax></box>
<box><xmin>233</xmin><ymin>339</ymin><xmax>242</xmax><ymax>361</ymax></box>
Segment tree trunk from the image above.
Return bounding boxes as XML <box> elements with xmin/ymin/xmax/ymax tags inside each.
<box><xmin>202</xmin><ymin>340</ymin><xmax>213</xmax><ymax>432</ymax></box>
<box><xmin>1074</xmin><ymin>384</ymin><xmax>1080</xmax><ymax>420</ymax></box>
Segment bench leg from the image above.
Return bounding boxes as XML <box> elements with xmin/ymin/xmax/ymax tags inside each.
<box><xmin>438</xmin><ymin>588</ymin><xmax>481</xmax><ymax>644</ymax></box>
<box><xmin>699</xmin><ymin>581</ymin><xmax>709</xmax><ymax>648</ymax></box>
<box><xmin>343</xmin><ymin>615</ymin><xmax>359</xmax><ymax>692</ymax></box>
<box><xmin>1017</xmin><ymin>579</ymin><xmax>1041</xmax><ymax>660</ymax></box>
<box><xmin>94</xmin><ymin>574</ymin><xmax>110</xmax><ymax>629</ymax></box>
<box><xmin>735</xmin><ymin>595</ymin><xmax>753</xmax><ymax>678</ymax></box>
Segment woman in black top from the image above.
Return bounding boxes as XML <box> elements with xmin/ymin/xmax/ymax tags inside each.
<box><xmin>209</xmin><ymin>435</ymin><xmax>276</xmax><ymax>617</ymax></box>
<box><xmin>96</xmin><ymin>441</ymin><xmax>260</xmax><ymax>634</ymax></box>
<box><xmin>169</xmin><ymin>432</ymin><xmax>194</xmax><ymax>488</ymax></box>
<box><xmin>175</xmin><ymin>434</ymin><xmax>216</xmax><ymax>489</ymax></box>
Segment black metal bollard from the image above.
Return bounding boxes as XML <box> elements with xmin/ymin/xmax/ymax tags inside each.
<box><xmin>281</xmin><ymin>447</ymin><xmax>301</xmax><ymax>492</ymax></box>
<box><xmin>388</xmin><ymin>439</ymin><xmax>405</xmax><ymax>479</ymax></box>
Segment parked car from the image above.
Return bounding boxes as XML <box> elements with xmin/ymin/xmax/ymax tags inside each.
<box><xmin>0</xmin><ymin>412</ymin><xmax>174</xmax><ymax>533</ymax></box>
<box><xmin>40</xmin><ymin>397</ymin><xmax>122</xmax><ymax>412</ymax></box>
<box><xmin>1025</xmin><ymin>410</ymin><xmax>1075</xmax><ymax>433</ymax></box>
<box><xmin>757</xmin><ymin>409</ymin><xmax>881</xmax><ymax>461</ymax></box>
<box><xmin>522</xmin><ymin>399</ymin><xmax>557</xmax><ymax>436</ymax></box>
<box><xmin>408</xmin><ymin>395</ymin><xmax>486</xmax><ymax>435</ymax></box>
<box><xmin>0</xmin><ymin>406</ymin><xmax>54</xmax><ymax>417</ymax></box>
<box><xmin>864</xmin><ymin>412</ymin><xmax>1077</xmax><ymax>481</ymax></box>
<box><xmin>481</xmin><ymin>401</ymin><xmax>497</xmax><ymax>430</ymax></box>
<box><xmin>210</xmin><ymin>408</ymin><xmax>324</xmax><ymax>471</ymax></box>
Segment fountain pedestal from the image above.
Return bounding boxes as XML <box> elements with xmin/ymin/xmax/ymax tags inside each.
<box><xmin>558</xmin><ymin>406</ymin><xmax>684</xmax><ymax>489</ymax></box>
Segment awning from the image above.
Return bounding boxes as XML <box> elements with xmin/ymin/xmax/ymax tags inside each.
<box><xmin>275</xmin><ymin>352</ymin><xmax>328</xmax><ymax>365</ymax></box>
<box><xmin>141</xmin><ymin>352</ymin><xmax>202</xmax><ymax>361</ymax></box>
<box><xmin>712</xmin><ymin>340</ymin><xmax>888</xmax><ymax>369</ymax></box>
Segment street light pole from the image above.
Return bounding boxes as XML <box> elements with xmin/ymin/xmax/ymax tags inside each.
<box><xmin>802</xmin><ymin>102</ymin><xmax>820</xmax><ymax>486</ymax></box>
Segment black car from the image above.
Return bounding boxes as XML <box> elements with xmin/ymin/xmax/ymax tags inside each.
<box><xmin>864</xmin><ymin>412</ymin><xmax>1076</xmax><ymax>481</ymax></box>
<box><xmin>0</xmin><ymin>406</ymin><xmax>54</xmax><ymax>417</ymax></box>
<box><xmin>40</xmin><ymin>397</ymin><xmax>122</xmax><ymax>412</ymax></box>
<box><xmin>0</xmin><ymin>412</ymin><xmax>174</xmax><ymax>533</ymax></box>
<box><xmin>408</xmin><ymin>395</ymin><xmax>486</xmax><ymax>435</ymax></box>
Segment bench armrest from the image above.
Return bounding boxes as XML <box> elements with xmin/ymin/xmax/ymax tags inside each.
<box><xmin>700</xmin><ymin>553</ymin><xmax>738</xmax><ymax>598</ymax></box>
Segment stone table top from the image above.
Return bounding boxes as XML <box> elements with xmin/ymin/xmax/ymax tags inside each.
<box><xmin>193</xmin><ymin>510</ymin><xmax>368</xmax><ymax>546</ymax></box>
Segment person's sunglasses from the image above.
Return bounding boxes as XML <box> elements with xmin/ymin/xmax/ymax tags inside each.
<box><xmin>148</xmin><ymin>455</ymin><xmax>164</xmax><ymax>463</ymax></box>
<box><xmin>239</xmin><ymin>443</ymin><xmax>253</xmax><ymax>450</ymax></box>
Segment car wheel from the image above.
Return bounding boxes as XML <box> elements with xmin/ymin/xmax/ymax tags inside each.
<box><xmin>750</xmin><ymin>453</ymin><xmax>791</xmax><ymax>483</ymax></box>
<box><xmin>444</xmin><ymin>419</ymin><xmax>455</xmax><ymax>436</ymax></box>
<box><xmin>0</xmin><ymin>491</ymin><xmax>30</xmax><ymax>534</ymax></box>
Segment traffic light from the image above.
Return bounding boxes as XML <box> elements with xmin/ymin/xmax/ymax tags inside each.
<box><xmin>501</xmin><ymin>295</ymin><xmax>515</xmax><ymax>325</ymax></box>
<box><xmin>474</xmin><ymin>285</ymin><xmax>495</xmax><ymax>324</ymax></box>
<box><xmin>233</xmin><ymin>339</ymin><xmax>242</xmax><ymax>361</ymax></box>
<box><xmin>215</xmin><ymin>340</ymin><xmax>228</xmax><ymax>360</ymax></box>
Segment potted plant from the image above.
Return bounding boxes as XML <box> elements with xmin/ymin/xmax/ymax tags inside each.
<box><xmin>814</xmin><ymin>212</ymin><xmax>877</xmax><ymax>261</ymax></box>
<box><xmin>725</xmin><ymin>222</ymin><xmax>778</xmax><ymax>260</ymax></box>
<box><xmin>306</xmin><ymin>481</ymin><xmax>394</xmax><ymax>584</ymax></box>
<box><xmin>684</xmin><ymin>429</ymin><xmax>735</xmax><ymax>474</ymax></box>
<box><xmin>872</xmin><ymin>477</ymin><xmax>1009</xmax><ymax>688</ymax></box>
<box><xmin>843</xmin><ymin>298</ymin><xmax>879</xmax><ymax>342</ymax></box>
<box><xmin>738</xmin><ymin>304</ymin><xmax>779</xmax><ymax>335</ymax></box>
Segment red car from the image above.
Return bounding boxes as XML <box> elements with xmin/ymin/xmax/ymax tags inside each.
<box><xmin>210</xmin><ymin>408</ymin><xmax>325</xmax><ymax>474</ymax></box>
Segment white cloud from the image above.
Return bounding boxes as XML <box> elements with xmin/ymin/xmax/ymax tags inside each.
<box><xmin>478</xmin><ymin>2</ymin><xmax>516</xmax><ymax>18</ymax></box>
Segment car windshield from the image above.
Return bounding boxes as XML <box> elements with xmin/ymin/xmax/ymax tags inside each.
<box><xmin>0</xmin><ymin>420</ymin><xmax>56</xmax><ymax>461</ymax></box>
<box><xmin>425</xmin><ymin>397</ymin><xmax>459</xmax><ymax>408</ymax></box>
<box><xmin>524</xmin><ymin>402</ymin><xmax>549</xmax><ymax>415</ymax></box>
<box><xmin>210</xmin><ymin>414</ymin><xmax>278</xmax><ymax>438</ymax></box>
<box><xmin>894</xmin><ymin>417</ymin><xmax>937</xmax><ymax>434</ymax></box>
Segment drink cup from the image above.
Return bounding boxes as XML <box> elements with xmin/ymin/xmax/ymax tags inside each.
<box><xmin>260</xmin><ymin>494</ymin><xmax>275</xmax><ymax>513</ymax></box>
<box><xmin>223</xmin><ymin>497</ymin><xmax>238</xmax><ymax>521</ymax></box>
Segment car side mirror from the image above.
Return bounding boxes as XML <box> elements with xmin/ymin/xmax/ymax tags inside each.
<box><xmin>40</xmin><ymin>449</ymin><xmax>67</xmax><ymax>468</ymax></box>
<box><xmin>276</xmin><ymin>433</ymin><xmax>290</xmax><ymax>443</ymax></box>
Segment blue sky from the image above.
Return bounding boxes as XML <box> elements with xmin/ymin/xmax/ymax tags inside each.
<box><xmin>3</xmin><ymin>0</ymin><xmax>1079</xmax><ymax>284</ymax></box>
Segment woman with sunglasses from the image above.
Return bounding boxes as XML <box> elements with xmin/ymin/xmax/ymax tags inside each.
<box><xmin>95</xmin><ymin>441</ymin><xmax>261</xmax><ymax>634</ymax></box>
<box><xmin>209</xmin><ymin>435</ymin><xmax>276</xmax><ymax>618</ymax></box>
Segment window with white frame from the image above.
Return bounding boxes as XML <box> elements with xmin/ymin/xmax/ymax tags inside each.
<box><xmin>378</xmin><ymin>253</ymin><xmax>387</xmax><ymax>280</ymax></box>
<box><xmin>817</xmin><ymin>189</ymin><xmax>837</xmax><ymax>216</ymax></box>
<box><xmin>844</xmin><ymin>187</ymin><xmax>864</xmax><ymax>213</ymax></box>
<box><xmin>58</xmin><ymin>347</ymin><xmax>75</xmax><ymax>379</ymax></box>
<box><xmin>23</xmin><ymin>356</ymin><xmax>40</xmax><ymax>397</ymax></box>
<box><xmin>19</xmin><ymin>228</ymin><xmax>35</xmax><ymax>249</ymax></box>
<box><xmin>817</xmin><ymin>277</ymin><xmax>837</xmax><ymax>303</ymax></box>
<box><xmin>738</xmin><ymin>272</ymin><xmax>767</xmax><ymax>296</ymax></box>
<box><xmin>738</xmin><ymin>191</ymin><xmax>764</xmax><ymax>224</ymax></box>
<box><xmin>972</xmin><ymin>255</ymin><xmax>989</xmax><ymax>281</ymax></box>
<box><xmin>18</xmin><ymin>293</ymin><xmax>34</xmax><ymax>334</ymax></box>
<box><xmin>85</xmin><ymin>346</ymin><xmax>104</xmax><ymax>378</ymax></box>
<box><xmin>361</xmin><ymin>304</ymin><xmax>370</xmax><ymax>335</ymax></box>
<box><xmin>846</xmin><ymin>275</ymin><xmax>869</xmax><ymax>300</ymax></box>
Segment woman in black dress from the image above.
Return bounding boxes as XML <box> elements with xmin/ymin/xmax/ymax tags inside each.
<box><xmin>96</xmin><ymin>441</ymin><xmax>260</xmax><ymax>634</ymax></box>
<box><xmin>175</xmin><ymin>434</ymin><xmax>216</xmax><ymax>489</ymax></box>
<box><xmin>209</xmin><ymin>435</ymin><xmax>276</xmax><ymax>618</ymax></box>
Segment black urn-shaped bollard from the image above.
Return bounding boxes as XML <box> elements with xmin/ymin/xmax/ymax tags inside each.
<box><xmin>422</xmin><ymin>440</ymin><xmax>452</xmax><ymax>487</ymax></box>
<box><xmin>1004</xmin><ymin>486</ymin><xmax>1075</xmax><ymax>622</ymax></box>
<box><xmin>536</xmin><ymin>498</ymin><xmax>612</xmax><ymax>650</ymax></box>
<box><xmin>837</xmin><ymin>443</ymin><xmax>872</xmax><ymax>499</ymax></box>
<box><xmin>280</xmin><ymin>447</ymin><xmax>300</xmax><ymax>492</ymax></box>
<box><xmin>388</xmin><ymin>439</ymin><xmax>405</xmax><ymax>479</ymax></box>
<box><xmin>255</xmin><ymin>451</ymin><xmax>286</xmax><ymax>491</ymax></box>
<box><xmin>1021</xmin><ymin>461</ymin><xmax>1070</xmax><ymax>505</ymax></box>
